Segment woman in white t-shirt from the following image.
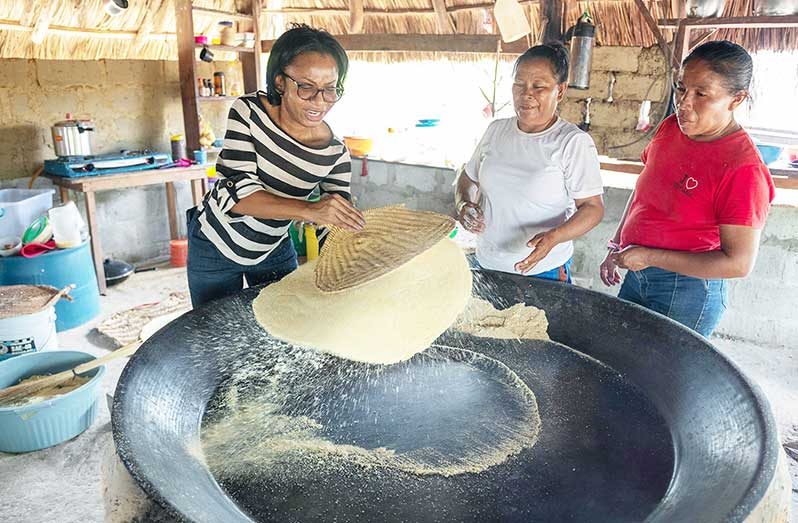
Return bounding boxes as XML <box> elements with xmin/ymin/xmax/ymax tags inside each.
<box><xmin>455</xmin><ymin>43</ymin><xmax>605</xmax><ymax>282</ymax></box>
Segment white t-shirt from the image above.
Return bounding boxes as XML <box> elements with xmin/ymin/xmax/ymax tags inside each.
<box><xmin>465</xmin><ymin>117</ymin><xmax>603</xmax><ymax>275</ymax></box>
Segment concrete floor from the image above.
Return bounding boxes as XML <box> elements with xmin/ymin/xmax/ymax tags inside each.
<box><xmin>0</xmin><ymin>266</ymin><xmax>796</xmax><ymax>522</ymax></box>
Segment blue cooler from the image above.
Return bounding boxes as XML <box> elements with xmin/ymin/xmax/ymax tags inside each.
<box><xmin>0</xmin><ymin>241</ymin><xmax>100</xmax><ymax>330</ymax></box>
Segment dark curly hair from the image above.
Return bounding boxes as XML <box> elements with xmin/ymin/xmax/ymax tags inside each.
<box><xmin>265</xmin><ymin>24</ymin><xmax>349</xmax><ymax>106</ymax></box>
<box><xmin>514</xmin><ymin>42</ymin><xmax>570</xmax><ymax>83</ymax></box>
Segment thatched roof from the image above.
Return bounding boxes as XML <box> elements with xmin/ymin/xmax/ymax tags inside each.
<box><xmin>0</xmin><ymin>0</ymin><xmax>795</xmax><ymax>62</ymax></box>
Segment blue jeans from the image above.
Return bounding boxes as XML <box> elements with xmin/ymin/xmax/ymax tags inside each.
<box><xmin>467</xmin><ymin>254</ymin><xmax>572</xmax><ymax>283</ymax></box>
<box><xmin>618</xmin><ymin>267</ymin><xmax>727</xmax><ymax>338</ymax></box>
<box><xmin>186</xmin><ymin>207</ymin><xmax>298</xmax><ymax>309</ymax></box>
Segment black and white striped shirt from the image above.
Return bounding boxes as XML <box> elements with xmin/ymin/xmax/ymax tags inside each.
<box><xmin>197</xmin><ymin>92</ymin><xmax>352</xmax><ymax>265</ymax></box>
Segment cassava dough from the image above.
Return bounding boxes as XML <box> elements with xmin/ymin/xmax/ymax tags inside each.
<box><xmin>253</xmin><ymin>238</ymin><xmax>472</xmax><ymax>364</ymax></box>
<box><xmin>453</xmin><ymin>297</ymin><xmax>550</xmax><ymax>340</ymax></box>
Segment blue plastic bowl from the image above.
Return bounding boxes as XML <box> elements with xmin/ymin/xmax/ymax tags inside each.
<box><xmin>756</xmin><ymin>144</ymin><xmax>783</xmax><ymax>166</ymax></box>
<box><xmin>0</xmin><ymin>350</ymin><xmax>104</xmax><ymax>453</ymax></box>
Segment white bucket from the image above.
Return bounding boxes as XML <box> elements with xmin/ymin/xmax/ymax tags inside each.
<box><xmin>0</xmin><ymin>306</ymin><xmax>58</xmax><ymax>361</ymax></box>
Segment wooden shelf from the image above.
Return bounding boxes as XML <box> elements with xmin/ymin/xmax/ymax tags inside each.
<box><xmin>197</xmin><ymin>96</ymin><xmax>238</xmax><ymax>102</ymax></box>
<box><xmin>194</xmin><ymin>43</ymin><xmax>255</xmax><ymax>53</ymax></box>
<box><xmin>191</xmin><ymin>6</ymin><xmax>253</xmax><ymax>22</ymax></box>
<box><xmin>176</xmin><ymin>0</ymin><xmax>263</xmax><ymax>161</ymax></box>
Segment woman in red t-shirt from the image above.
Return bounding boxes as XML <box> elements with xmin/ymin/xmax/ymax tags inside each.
<box><xmin>599</xmin><ymin>41</ymin><xmax>775</xmax><ymax>337</ymax></box>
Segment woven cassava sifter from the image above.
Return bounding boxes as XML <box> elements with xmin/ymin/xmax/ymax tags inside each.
<box><xmin>0</xmin><ymin>285</ymin><xmax>72</xmax><ymax>320</ymax></box>
<box><xmin>314</xmin><ymin>206</ymin><xmax>455</xmax><ymax>293</ymax></box>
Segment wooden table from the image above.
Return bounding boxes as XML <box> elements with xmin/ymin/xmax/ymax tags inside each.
<box><xmin>42</xmin><ymin>166</ymin><xmax>208</xmax><ymax>294</ymax></box>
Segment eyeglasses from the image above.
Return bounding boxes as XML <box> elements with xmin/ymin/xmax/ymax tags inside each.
<box><xmin>282</xmin><ymin>73</ymin><xmax>343</xmax><ymax>103</ymax></box>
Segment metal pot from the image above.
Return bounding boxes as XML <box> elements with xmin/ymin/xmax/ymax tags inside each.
<box><xmin>103</xmin><ymin>0</ymin><xmax>129</xmax><ymax>17</ymax></box>
<box><xmin>51</xmin><ymin>114</ymin><xmax>95</xmax><ymax>157</ymax></box>
<box><xmin>685</xmin><ymin>0</ymin><xmax>726</xmax><ymax>17</ymax></box>
<box><xmin>754</xmin><ymin>0</ymin><xmax>798</xmax><ymax>15</ymax></box>
<box><xmin>103</xmin><ymin>258</ymin><xmax>134</xmax><ymax>286</ymax></box>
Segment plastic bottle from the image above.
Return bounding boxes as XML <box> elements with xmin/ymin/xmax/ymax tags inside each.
<box><xmin>304</xmin><ymin>224</ymin><xmax>319</xmax><ymax>261</ymax></box>
<box><xmin>213</xmin><ymin>72</ymin><xmax>226</xmax><ymax>96</ymax></box>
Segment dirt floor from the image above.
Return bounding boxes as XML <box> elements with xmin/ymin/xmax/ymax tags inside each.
<box><xmin>0</xmin><ymin>265</ymin><xmax>796</xmax><ymax>522</ymax></box>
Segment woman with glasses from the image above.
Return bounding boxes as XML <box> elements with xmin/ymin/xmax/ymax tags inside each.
<box><xmin>187</xmin><ymin>24</ymin><xmax>365</xmax><ymax>308</ymax></box>
<box><xmin>599</xmin><ymin>41</ymin><xmax>775</xmax><ymax>337</ymax></box>
<box><xmin>455</xmin><ymin>43</ymin><xmax>605</xmax><ymax>282</ymax></box>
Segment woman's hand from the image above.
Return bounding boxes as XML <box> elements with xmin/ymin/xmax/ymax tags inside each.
<box><xmin>307</xmin><ymin>194</ymin><xmax>365</xmax><ymax>232</ymax></box>
<box><xmin>514</xmin><ymin>230</ymin><xmax>561</xmax><ymax>274</ymax></box>
<box><xmin>611</xmin><ymin>246</ymin><xmax>654</xmax><ymax>272</ymax></box>
<box><xmin>599</xmin><ymin>250</ymin><xmax>623</xmax><ymax>286</ymax></box>
<box><xmin>458</xmin><ymin>202</ymin><xmax>485</xmax><ymax>234</ymax></box>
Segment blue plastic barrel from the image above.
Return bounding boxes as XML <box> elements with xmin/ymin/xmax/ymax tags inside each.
<box><xmin>0</xmin><ymin>241</ymin><xmax>100</xmax><ymax>331</ymax></box>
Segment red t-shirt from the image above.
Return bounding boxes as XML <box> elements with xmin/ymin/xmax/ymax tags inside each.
<box><xmin>620</xmin><ymin>115</ymin><xmax>775</xmax><ymax>252</ymax></box>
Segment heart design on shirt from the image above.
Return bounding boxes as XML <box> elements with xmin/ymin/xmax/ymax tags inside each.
<box><xmin>684</xmin><ymin>177</ymin><xmax>698</xmax><ymax>190</ymax></box>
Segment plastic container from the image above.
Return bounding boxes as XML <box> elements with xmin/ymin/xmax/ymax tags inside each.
<box><xmin>0</xmin><ymin>241</ymin><xmax>100</xmax><ymax>331</ymax></box>
<box><xmin>0</xmin><ymin>307</ymin><xmax>58</xmax><ymax>361</ymax></box>
<box><xmin>0</xmin><ymin>350</ymin><xmax>104</xmax><ymax>453</ymax></box>
<box><xmin>21</xmin><ymin>215</ymin><xmax>52</xmax><ymax>245</ymax></box>
<box><xmin>0</xmin><ymin>236</ymin><xmax>21</xmax><ymax>257</ymax></box>
<box><xmin>194</xmin><ymin>149</ymin><xmax>208</xmax><ymax>165</ymax></box>
<box><xmin>213</xmin><ymin>71</ymin><xmax>226</xmax><ymax>96</ymax></box>
<box><xmin>0</xmin><ymin>188</ymin><xmax>55</xmax><ymax>239</ymax></box>
<box><xmin>170</xmin><ymin>134</ymin><xmax>187</xmax><ymax>162</ymax></box>
<box><xmin>170</xmin><ymin>239</ymin><xmax>188</xmax><ymax>267</ymax></box>
<box><xmin>343</xmin><ymin>136</ymin><xmax>373</xmax><ymax>157</ymax></box>
<box><xmin>755</xmin><ymin>144</ymin><xmax>783</xmax><ymax>166</ymax></box>
<box><xmin>48</xmin><ymin>201</ymin><xmax>86</xmax><ymax>249</ymax></box>
<box><xmin>219</xmin><ymin>21</ymin><xmax>236</xmax><ymax>47</ymax></box>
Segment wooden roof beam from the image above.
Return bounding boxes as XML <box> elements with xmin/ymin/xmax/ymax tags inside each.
<box><xmin>658</xmin><ymin>15</ymin><xmax>798</xmax><ymax>29</ymax></box>
<box><xmin>262</xmin><ymin>34</ymin><xmax>530</xmax><ymax>54</ymax></box>
<box><xmin>263</xmin><ymin>2</ymin><xmax>537</xmax><ymax>17</ymax></box>
<box><xmin>349</xmin><ymin>0</ymin><xmax>364</xmax><ymax>33</ymax></box>
<box><xmin>540</xmin><ymin>0</ymin><xmax>563</xmax><ymax>42</ymax></box>
<box><xmin>191</xmin><ymin>6</ymin><xmax>254</xmax><ymax>22</ymax></box>
<box><xmin>262</xmin><ymin>0</ymin><xmax>661</xmax><ymax>17</ymax></box>
<box><xmin>432</xmin><ymin>0</ymin><xmax>457</xmax><ymax>34</ymax></box>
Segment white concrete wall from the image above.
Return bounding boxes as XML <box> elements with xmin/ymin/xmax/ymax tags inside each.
<box><xmin>351</xmin><ymin>159</ymin><xmax>798</xmax><ymax>348</ymax></box>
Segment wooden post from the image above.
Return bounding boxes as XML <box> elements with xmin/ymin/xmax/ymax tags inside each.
<box><xmin>540</xmin><ymin>0</ymin><xmax>563</xmax><ymax>42</ymax></box>
<box><xmin>165</xmin><ymin>182</ymin><xmax>179</xmax><ymax>240</ymax></box>
<box><xmin>242</xmin><ymin>0</ymin><xmax>264</xmax><ymax>93</ymax></box>
<box><xmin>173</xmin><ymin>0</ymin><xmax>201</xmax><ymax>159</ymax></box>
<box><xmin>83</xmin><ymin>191</ymin><xmax>106</xmax><ymax>295</ymax></box>
<box><xmin>672</xmin><ymin>21</ymin><xmax>687</xmax><ymax>72</ymax></box>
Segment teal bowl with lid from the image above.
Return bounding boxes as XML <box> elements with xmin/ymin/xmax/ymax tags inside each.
<box><xmin>0</xmin><ymin>350</ymin><xmax>104</xmax><ymax>453</ymax></box>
